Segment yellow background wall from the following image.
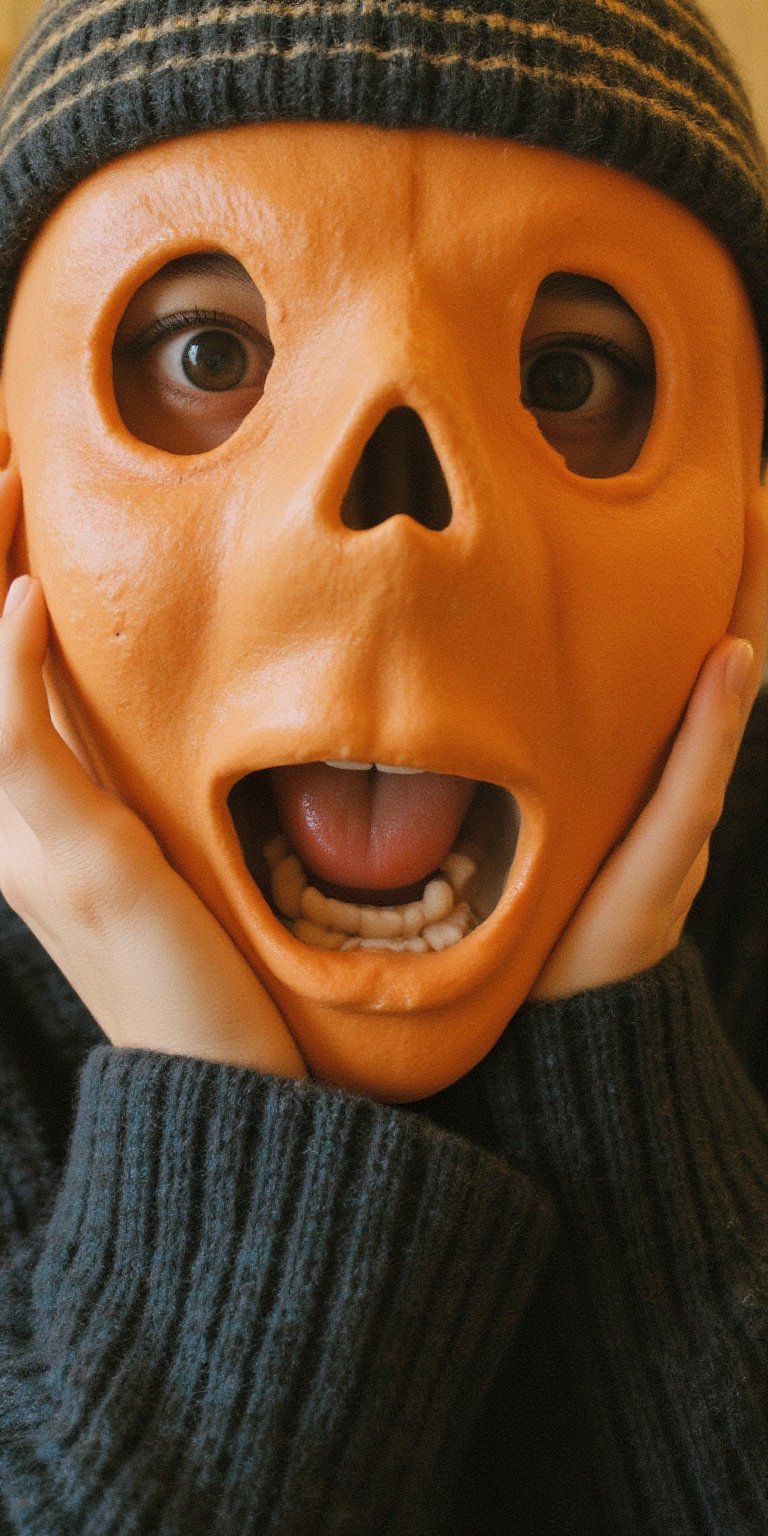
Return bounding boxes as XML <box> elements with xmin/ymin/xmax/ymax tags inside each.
<box><xmin>698</xmin><ymin>0</ymin><xmax>767</xmax><ymax>145</ymax></box>
<box><xmin>1</xmin><ymin>1</ymin><xmax>42</xmax><ymax>77</ymax></box>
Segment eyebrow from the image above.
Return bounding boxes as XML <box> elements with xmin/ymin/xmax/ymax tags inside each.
<box><xmin>153</xmin><ymin>251</ymin><xmax>255</xmax><ymax>285</ymax></box>
<box><xmin>537</xmin><ymin>272</ymin><xmax>636</xmax><ymax>311</ymax></box>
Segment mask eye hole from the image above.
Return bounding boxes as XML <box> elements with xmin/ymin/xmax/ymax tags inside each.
<box><xmin>112</xmin><ymin>251</ymin><xmax>273</xmax><ymax>455</ymax></box>
<box><xmin>520</xmin><ymin>272</ymin><xmax>656</xmax><ymax>478</ymax></box>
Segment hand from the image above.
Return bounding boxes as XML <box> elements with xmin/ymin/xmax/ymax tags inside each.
<box><xmin>531</xmin><ymin>635</ymin><xmax>761</xmax><ymax>1001</ymax></box>
<box><xmin>0</xmin><ymin>568</ymin><xmax>306</xmax><ymax>1078</ymax></box>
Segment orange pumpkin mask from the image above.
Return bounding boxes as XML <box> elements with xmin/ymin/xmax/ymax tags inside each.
<box><xmin>1</xmin><ymin>123</ymin><xmax>765</xmax><ymax>1099</ymax></box>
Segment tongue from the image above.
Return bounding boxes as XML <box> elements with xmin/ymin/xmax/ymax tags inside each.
<box><xmin>270</xmin><ymin>764</ymin><xmax>475</xmax><ymax>890</ymax></box>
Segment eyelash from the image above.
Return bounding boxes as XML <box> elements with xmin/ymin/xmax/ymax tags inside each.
<box><xmin>115</xmin><ymin>317</ymin><xmax>650</xmax><ymax>398</ymax></box>
<box><xmin>521</xmin><ymin>330</ymin><xmax>653</xmax><ymax>382</ymax></box>
<box><xmin>115</xmin><ymin>307</ymin><xmax>274</xmax><ymax>362</ymax></box>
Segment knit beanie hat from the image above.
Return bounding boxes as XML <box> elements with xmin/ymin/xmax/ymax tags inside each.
<box><xmin>1</xmin><ymin>0</ymin><xmax>767</xmax><ymax>386</ymax></box>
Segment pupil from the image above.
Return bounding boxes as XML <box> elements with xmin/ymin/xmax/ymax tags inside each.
<box><xmin>526</xmin><ymin>352</ymin><xmax>593</xmax><ymax>412</ymax></box>
<box><xmin>183</xmin><ymin>330</ymin><xmax>247</xmax><ymax>391</ymax></box>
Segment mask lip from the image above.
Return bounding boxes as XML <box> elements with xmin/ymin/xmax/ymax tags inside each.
<box><xmin>208</xmin><ymin>747</ymin><xmax>545</xmax><ymax>1012</ymax></box>
<box><xmin>219</xmin><ymin>779</ymin><xmax>546</xmax><ymax>1013</ymax></box>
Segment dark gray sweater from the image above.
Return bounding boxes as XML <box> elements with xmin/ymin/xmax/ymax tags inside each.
<box><xmin>1</xmin><ymin>696</ymin><xmax>766</xmax><ymax>1535</ymax></box>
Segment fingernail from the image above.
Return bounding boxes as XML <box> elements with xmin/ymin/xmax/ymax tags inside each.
<box><xmin>3</xmin><ymin>575</ymin><xmax>31</xmax><ymax>616</ymax></box>
<box><xmin>725</xmin><ymin>639</ymin><xmax>753</xmax><ymax>697</ymax></box>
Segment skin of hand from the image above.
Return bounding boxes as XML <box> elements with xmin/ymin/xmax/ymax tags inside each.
<box><xmin>0</xmin><ymin>474</ymin><xmax>306</xmax><ymax>1077</ymax></box>
<box><xmin>531</xmin><ymin>501</ymin><xmax>768</xmax><ymax>1000</ymax></box>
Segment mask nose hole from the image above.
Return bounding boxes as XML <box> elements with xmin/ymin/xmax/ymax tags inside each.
<box><xmin>340</xmin><ymin>407</ymin><xmax>452</xmax><ymax>531</ymax></box>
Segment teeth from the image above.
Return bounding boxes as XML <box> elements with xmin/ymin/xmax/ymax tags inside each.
<box><xmin>375</xmin><ymin>764</ymin><xmax>425</xmax><ymax>775</ymax></box>
<box><xmin>292</xmin><ymin>918</ymin><xmax>348</xmax><ymax>950</ymax></box>
<box><xmin>263</xmin><ymin>833</ymin><xmax>290</xmax><ymax>870</ymax></box>
<box><xmin>423</xmin><ymin>901</ymin><xmax>474</xmax><ymax>952</ymax></box>
<box><xmin>401</xmin><ymin>901</ymin><xmax>425</xmax><ymax>937</ymax></box>
<box><xmin>341</xmin><ymin>936</ymin><xmax>430</xmax><ymax>953</ymax></box>
<box><xmin>421</xmin><ymin>878</ymin><xmax>454</xmax><ymax>924</ymax></box>
<box><xmin>272</xmin><ymin>853</ymin><xmax>307</xmax><ymax>919</ymax></box>
<box><xmin>359</xmin><ymin>905</ymin><xmax>404</xmax><ymax>940</ymax></box>
<box><xmin>322</xmin><ymin>760</ymin><xmax>425</xmax><ymax>775</ymax></box>
<box><xmin>265</xmin><ymin>831</ymin><xmax>479</xmax><ymax>953</ymax></box>
<box><xmin>301</xmin><ymin>886</ymin><xmax>363</xmax><ymax>934</ymax></box>
<box><xmin>439</xmin><ymin>851</ymin><xmax>476</xmax><ymax>894</ymax></box>
<box><xmin>324</xmin><ymin>760</ymin><xmax>373</xmax><ymax>771</ymax></box>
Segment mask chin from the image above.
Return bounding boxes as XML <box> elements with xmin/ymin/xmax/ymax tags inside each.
<box><xmin>227</xmin><ymin>769</ymin><xmax>520</xmax><ymax>952</ymax></box>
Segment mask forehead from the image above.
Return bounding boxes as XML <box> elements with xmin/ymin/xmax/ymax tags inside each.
<box><xmin>3</xmin><ymin>123</ymin><xmax>764</xmax><ymax>1098</ymax></box>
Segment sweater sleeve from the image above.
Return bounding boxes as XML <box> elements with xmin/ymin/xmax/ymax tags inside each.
<box><xmin>0</xmin><ymin>1045</ymin><xmax>554</xmax><ymax>1536</ymax></box>
<box><xmin>474</xmin><ymin>940</ymin><xmax>768</xmax><ymax>1535</ymax></box>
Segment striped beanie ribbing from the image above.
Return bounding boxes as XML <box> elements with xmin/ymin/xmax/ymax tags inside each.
<box><xmin>1</xmin><ymin>0</ymin><xmax>767</xmax><ymax>380</ymax></box>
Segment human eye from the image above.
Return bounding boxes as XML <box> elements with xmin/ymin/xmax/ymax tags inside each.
<box><xmin>522</xmin><ymin>335</ymin><xmax>644</xmax><ymax>414</ymax></box>
<box><xmin>120</xmin><ymin>309</ymin><xmax>272</xmax><ymax>395</ymax></box>
<box><xmin>112</xmin><ymin>256</ymin><xmax>274</xmax><ymax>454</ymax></box>
<box><xmin>520</xmin><ymin>277</ymin><xmax>656</xmax><ymax>478</ymax></box>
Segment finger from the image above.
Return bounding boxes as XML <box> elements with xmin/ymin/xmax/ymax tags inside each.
<box><xmin>669</xmin><ymin>842</ymin><xmax>710</xmax><ymax>933</ymax></box>
<box><xmin>0</xmin><ymin>576</ymin><xmax>109</xmax><ymax>843</ymax></box>
<box><xmin>608</xmin><ymin>637</ymin><xmax>752</xmax><ymax>910</ymax></box>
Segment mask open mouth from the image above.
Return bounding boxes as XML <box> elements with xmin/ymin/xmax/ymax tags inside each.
<box><xmin>228</xmin><ymin>764</ymin><xmax>520</xmax><ymax>953</ymax></box>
